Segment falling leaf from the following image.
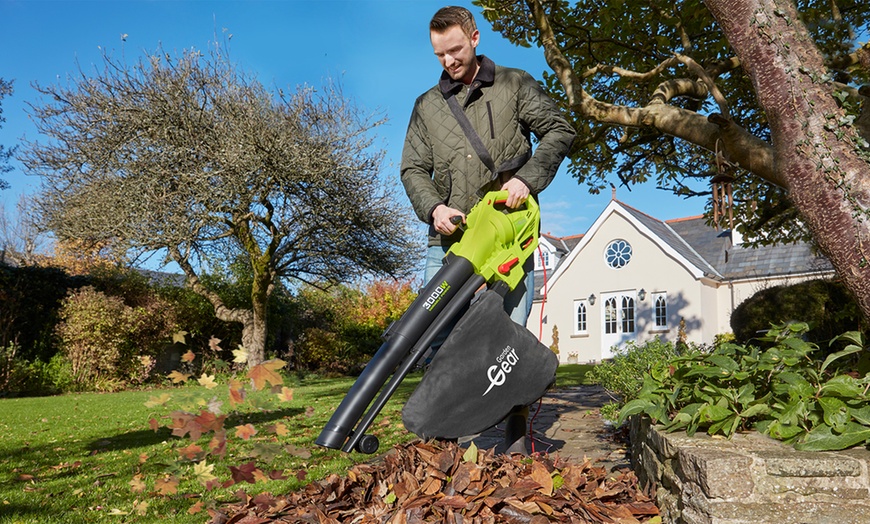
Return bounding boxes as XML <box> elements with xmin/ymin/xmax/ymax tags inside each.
<box><xmin>144</xmin><ymin>393</ymin><xmax>171</xmax><ymax>408</ymax></box>
<box><xmin>173</xmin><ymin>331</ymin><xmax>188</xmax><ymax>345</ymax></box>
<box><xmin>271</xmin><ymin>423</ymin><xmax>289</xmax><ymax>437</ymax></box>
<box><xmin>234</xmin><ymin>424</ymin><xmax>257</xmax><ymax>440</ymax></box>
<box><xmin>155</xmin><ymin>475</ymin><xmax>179</xmax><ymax>496</ymax></box>
<box><xmin>229</xmin><ymin>462</ymin><xmax>259</xmax><ymax>484</ymax></box>
<box><xmin>276</xmin><ymin>387</ymin><xmax>293</xmax><ymax>402</ymax></box>
<box><xmin>168</xmin><ymin>370</ymin><xmax>190</xmax><ymax>384</ymax></box>
<box><xmin>207</xmin><ymin>397</ymin><xmax>223</xmax><ymax>415</ymax></box>
<box><xmin>285</xmin><ymin>444</ymin><xmax>312</xmax><ymax>459</ymax></box>
<box><xmin>148</xmin><ymin>418</ymin><xmax>160</xmax><ymax>432</ymax></box>
<box><xmin>193</xmin><ymin>461</ymin><xmax>217</xmax><ymax>486</ymax></box>
<box><xmin>305</xmin><ymin>406</ymin><xmax>316</xmax><ymax>417</ymax></box>
<box><xmin>198</xmin><ymin>374</ymin><xmax>217</xmax><ymax>389</ymax></box>
<box><xmin>178</xmin><ymin>443</ymin><xmax>203</xmax><ymax>460</ymax></box>
<box><xmin>247</xmin><ymin>359</ymin><xmax>285</xmax><ymax>390</ymax></box>
<box><xmin>181</xmin><ymin>350</ymin><xmax>196</xmax><ymax>363</ymax></box>
<box><xmin>208</xmin><ymin>337</ymin><xmax>222</xmax><ymax>352</ymax></box>
<box><xmin>232</xmin><ymin>345</ymin><xmax>249</xmax><ymax>364</ymax></box>
<box><xmin>228</xmin><ymin>383</ymin><xmax>246</xmax><ymax>406</ymax></box>
<box><xmin>251</xmin><ymin>442</ymin><xmax>282</xmax><ymax>462</ymax></box>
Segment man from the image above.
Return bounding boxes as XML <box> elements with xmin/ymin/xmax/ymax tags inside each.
<box><xmin>400</xmin><ymin>6</ymin><xmax>575</xmax><ymax>454</ymax></box>
<box><xmin>401</xmin><ymin>5</ymin><xmax>574</xmax><ymax>327</ymax></box>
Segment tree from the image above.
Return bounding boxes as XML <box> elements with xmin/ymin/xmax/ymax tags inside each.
<box><xmin>0</xmin><ymin>78</ymin><xmax>14</xmax><ymax>190</ymax></box>
<box><xmin>476</xmin><ymin>0</ymin><xmax>870</xmax><ymax>318</ymax></box>
<box><xmin>20</xmin><ymin>45</ymin><xmax>420</xmax><ymax>367</ymax></box>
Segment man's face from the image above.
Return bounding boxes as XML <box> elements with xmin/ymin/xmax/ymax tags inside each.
<box><xmin>430</xmin><ymin>25</ymin><xmax>480</xmax><ymax>85</ymax></box>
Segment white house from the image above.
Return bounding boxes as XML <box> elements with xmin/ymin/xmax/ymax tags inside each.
<box><xmin>529</xmin><ymin>197</ymin><xmax>834</xmax><ymax>364</ymax></box>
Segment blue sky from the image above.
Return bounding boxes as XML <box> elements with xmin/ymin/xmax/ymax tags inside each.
<box><xmin>0</xmin><ymin>0</ymin><xmax>706</xmax><ymax>244</ymax></box>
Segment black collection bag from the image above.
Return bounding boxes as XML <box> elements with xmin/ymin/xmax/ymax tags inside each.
<box><xmin>402</xmin><ymin>289</ymin><xmax>558</xmax><ymax>439</ymax></box>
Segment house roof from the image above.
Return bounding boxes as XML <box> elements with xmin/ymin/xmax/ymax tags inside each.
<box><xmin>534</xmin><ymin>199</ymin><xmax>834</xmax><ymax>299</ymax></box>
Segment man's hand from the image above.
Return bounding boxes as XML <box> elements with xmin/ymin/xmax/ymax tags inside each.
<box><xmin>501</xmin><ymin>177</ymin><xmax>530</xmax><ymax>208</ymax></box>
<box><xmin>431</xmin><ymin>204</ymin><xmax>465</xmax><ymax>235</ymax></box>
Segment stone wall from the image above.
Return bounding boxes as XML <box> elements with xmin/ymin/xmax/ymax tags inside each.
<box><xmin>630</xmin><ymin>417</ymin><xmax>870</xmax><ymax>524</ymax></box>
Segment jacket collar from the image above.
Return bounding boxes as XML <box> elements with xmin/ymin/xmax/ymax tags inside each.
<box><xmin>439</xmin><ymin>55</ymin><xmax>495</xmax><ymax>98</ymax></box>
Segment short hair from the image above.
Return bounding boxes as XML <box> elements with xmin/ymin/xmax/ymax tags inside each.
<box><xmin>430</xmin><ymin>6</ymin><xmax>477</xmax><ymax>37</ymax></box>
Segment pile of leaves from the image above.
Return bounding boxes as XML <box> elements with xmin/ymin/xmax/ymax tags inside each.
<box><xmin>208</xmin><ymin>439</ymin><xmax>660</xmax><ymax>523</ymax></box>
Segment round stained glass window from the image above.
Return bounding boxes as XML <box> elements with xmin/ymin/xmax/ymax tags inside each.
<box><xmin>605</xmin><ymin>239</ymin><xmax>632</xmax><ymax>269</ymax></box>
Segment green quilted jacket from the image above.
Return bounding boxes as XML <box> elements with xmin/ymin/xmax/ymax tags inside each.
<box><xmin>400</xmin><ymin>56</ymin><xmax>575</xmax><ymax>246</ymax></box>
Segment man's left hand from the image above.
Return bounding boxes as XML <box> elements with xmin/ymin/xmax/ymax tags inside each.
<box><xmin>501</xmin><ymin>177</ymin><xmax>530</xmax><ymax>208</ymax></box>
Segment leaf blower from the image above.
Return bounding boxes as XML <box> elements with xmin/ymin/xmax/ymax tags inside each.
<box><xmin>315</xmin><ymin>190</ymin><xmax>557</xmax><ymax>454</ymax></box>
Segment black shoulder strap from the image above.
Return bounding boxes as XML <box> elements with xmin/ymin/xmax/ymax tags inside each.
<box><xmin>445</xmin><ymin>94</ymin><xmax>496</xmax><ymax>176</ymax></box>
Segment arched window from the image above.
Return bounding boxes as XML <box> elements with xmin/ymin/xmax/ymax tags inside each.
<box><xmin>654</xmin><ymin>293</ymin><xmax>668</xmax><ymax>328</ymax></box>
<box><xmin>621</xmin><ymin>296</ymin><xmax>635</xmax><ymax>333</ymax></box>
<box><xmin>604</xmin><ymin>297</ymin><xmax>618</xmax><ymax>334</ymax></box>
<box><xmin>574</xmin><ymin>300</ymin><xmax>587</xmax><ymax>334</ymax></box>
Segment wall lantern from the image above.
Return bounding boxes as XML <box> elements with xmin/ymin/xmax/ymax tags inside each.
<box><xmin>588</xmin><ymin>293</ymin><xmax>596</xmax><ymax>305</ymax></box>
<box><xmin>638</xmin><ymin>288</ymin><xmax>647</xmax><ymax>301</ymax></box>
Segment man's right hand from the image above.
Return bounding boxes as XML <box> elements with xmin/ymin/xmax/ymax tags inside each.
<box><xmin>431</xmin><ymin>204</ymin><xmax>465</xmax><ymax>235</ymax></box>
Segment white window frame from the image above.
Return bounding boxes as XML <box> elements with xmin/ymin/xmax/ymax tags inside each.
<box><xmin>653</xmin><ymin>292</ymin><xmax>668</xmax><ymax>330</ymax></box>
<box><xmin>573</xmin><ymin>299</ymin><xmax>588</xmax><ymax>335</ymax></box>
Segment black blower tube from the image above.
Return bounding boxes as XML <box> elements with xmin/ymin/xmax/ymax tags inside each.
<box><xmin>316</xmin><ymin>254</ymin><xmax>481</xmax><ymax>452</ymax></box>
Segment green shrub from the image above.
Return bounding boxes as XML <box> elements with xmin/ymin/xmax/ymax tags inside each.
<box><xmin>619</xmin><ymin>323</ymin><xmax>870</xmax><ymax>451</ymax></box>
<box><xmin>55</xmin><ymin>286</ymin><xmax>176</xmax><ymax>390</ymax></box>
<box><xmin>731</xmin><ymin>279</ymin><xmax>864</xmax><ymax>345</ymax></box>
<box><xmin>588</xmin><ymin>338</ymin><xmax>679</xmax><ymax>404</ymax></box>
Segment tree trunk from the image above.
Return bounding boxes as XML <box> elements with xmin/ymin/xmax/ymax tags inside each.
<box><xmin>705</xmin><ymin>0</ymin><xmax>870</xmax><ymax>319</ymax></box>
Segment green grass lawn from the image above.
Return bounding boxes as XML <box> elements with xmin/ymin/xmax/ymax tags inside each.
<box><xmin>0</xmin><ymin>364</ymin><xmax>593</xmax><ymax>523</ymax></box>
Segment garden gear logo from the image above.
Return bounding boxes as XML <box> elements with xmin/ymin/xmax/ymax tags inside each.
<box><xmin>483</xmin><ymin>345</ymin><xmax>519</xmax><ymax>396</ymax></box>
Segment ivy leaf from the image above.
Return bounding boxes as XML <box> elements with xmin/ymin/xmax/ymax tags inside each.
<box><xmin>192</xmin><ymin>461</ymin><xmax>217</xmax><ymax>486</ymax></box>
<box><xmin>181</xmin><ymin>350</ymin><xmax>196</xmax><ymax>363</ymax></box>
<box><xmin>795</xmin><ymin>422</ymin><xmax>870</xmax><ymax>451</ymax></box>
<box><xmin>820</xmin><ymin>375</ymin><xmax>863</xmax><ymax>398</ymax></box>
<box><xmin>247</xmin><ymin>359</ymin><xmax>286</xmax><ymax>390</ymax></box>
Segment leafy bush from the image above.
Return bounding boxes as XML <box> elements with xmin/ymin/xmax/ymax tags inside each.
<box><xmin>289</xmin><ymin>280</ymin><xmax>417</xmax><ymax>373</ymax></box>
<box><xmin>731</xmin><ymin>279</ymin><xmax>864</xmax><ymax>345</ymax></box>
<box><xmin>588</xmin><ymin>338</ymin><xmax>680</xmax><ymax>403</ymax></box>
<box><xmin>0</xmin><ymin>344</ymin><xmax>75</xmax><ymax>396</ymax></box>
<box><xmin>618</xmin><ymin>323</ymin><xmax>870</xmax><ymax>451</ymax></box>
<box><xmin>55</xmin><ymin>286</ymin><xmax>177</xmax><ymax>390</ymax></box>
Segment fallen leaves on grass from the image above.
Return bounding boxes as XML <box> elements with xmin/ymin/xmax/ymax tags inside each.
<box><xmin>210</xmin><ymin>439</ymin><xmax>659</xmax><ymax>523</ymax></box>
